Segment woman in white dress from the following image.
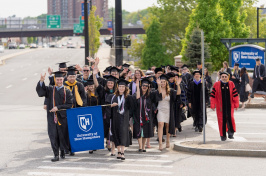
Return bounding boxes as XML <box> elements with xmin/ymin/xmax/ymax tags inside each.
<box><xmin>157</xmin><ymin>75</ymin><xmax>181</xmax><ymax>151</ymax></box>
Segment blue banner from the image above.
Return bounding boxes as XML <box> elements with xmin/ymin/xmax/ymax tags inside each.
<box><xmin>230</xmin><ymin>44</ymin><xmax>265</xmax><ymax>69</ymax></box>
<box><xmin>66</xmin><ymin>106</ymin><xmax>104</xmax><ymax>152</ymax></box>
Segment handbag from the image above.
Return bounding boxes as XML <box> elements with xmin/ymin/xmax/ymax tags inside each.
<box><xmin>245</xmin><ymin>83</ymin><xmax>252</xmax><ymax>92</ymax></box>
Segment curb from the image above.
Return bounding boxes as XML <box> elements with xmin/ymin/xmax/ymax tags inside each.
<box><xmin>0</xmin><ymin>48</ymin><xmax>41</xmax><ymax>65</ymax></box>
<box><xmin>173</xmin><ymin>141</ymin><xmax>266</xmax><ymax>157</ymax></box>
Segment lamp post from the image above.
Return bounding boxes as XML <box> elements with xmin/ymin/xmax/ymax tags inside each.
<box><xmin>115</xmin><ymin>0</ymin><xmax>123</xmax><ymax>66</ymax></box>
<box><xmin>84</xmin><ymin>0</ymin><xmax>89</xmax><ymax>65</ymax></box>
<box><xmin>257</xmin><ymin>7</ymin><xmax>266</xmax><ymax>38</ymax></box>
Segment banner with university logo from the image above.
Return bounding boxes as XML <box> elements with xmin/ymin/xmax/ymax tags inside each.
<box><xmin>66</xmin><ymin>106</ymin><xmax>104</xmax><ymax>152</ymax></box>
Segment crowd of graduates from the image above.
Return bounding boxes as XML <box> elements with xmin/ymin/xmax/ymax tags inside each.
<box><xmin>38</xmin><ymin>56</ymin><xmax>264</xmax><ymax>162</ymax></box>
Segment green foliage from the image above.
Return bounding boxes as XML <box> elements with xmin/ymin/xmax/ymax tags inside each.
<box><xmin>89</xmin><ymin>6</ymin><xmax>103</xmax><ymax>58</ymax></box>
<box><xmin>127</xmin><ymin>39</ymin><xmax>145</xmax><ymax>61</ymax></box>
<box><xmin>150</xmin><ymin>0</ymin><xmax>196</xmax><ymax>62</ymax></box>
<box><xmin>141</xmin><ymin>19</ymin><xmax>170</xmax><ymax>69</ymax></box>
<box><xmin>184</xmin><ymin>27</ymin><xmax>211</xmax><ymax>68</ymax></box>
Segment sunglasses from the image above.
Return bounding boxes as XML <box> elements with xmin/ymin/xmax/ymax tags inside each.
<box><xmin>142</xmin><ymin>84</ymin><xmax>149</xmax><ymax>87</ymax></box>
<box><xmin>221</xmin><ymin>76</ymin><xmax>228</xmax><ymax>78</ymax></box>
<box><xmin>83</xmin><ymin>70</ymin><xmax>90</xmax><ymax>72</ymax></box>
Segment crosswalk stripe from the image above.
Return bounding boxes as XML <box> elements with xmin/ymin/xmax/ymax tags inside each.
<box><xmin>42</xmin><ymin>161</ymin><xmax>173</xmax><ymax>168</ymax></box>
<box><xmin>28</xmin><ymin>172</ymin><xmax>123</xmax><ymax>176</ymax></box>
<box><xmin>38</xmin><ymin>166</ymin><xmax>173</xmax><ymax>175</ymax></box>
<box><xmin>44</xmin><ymin>156</ymin><xmax>173</xmax><ymax>163</ymax></box>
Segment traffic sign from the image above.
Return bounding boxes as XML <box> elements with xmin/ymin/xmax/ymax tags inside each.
<box><xmin>80</xmin><ymin>16</ymin><xmax>84</xmax><ymax>27</ymax></box>
<box><xmin>74</xmin><ymin>24</ymin><xmax>84</xmax><ymax>34</ymax></box>
<box><xmin>47</xmin><ymin>15</ymin><xmax>61</xmax><ymax>29</ymax></box>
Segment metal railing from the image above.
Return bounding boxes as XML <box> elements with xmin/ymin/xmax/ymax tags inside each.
<box><xmin>0</xmin><ymin>18</ymin><xmax>143</xmax><ymax>31</ymax></box>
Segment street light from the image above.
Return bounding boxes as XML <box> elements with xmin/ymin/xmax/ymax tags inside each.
<box><xmin>257</xmin><ymin>7</ymin><xmax>266</xmax><ymax>38</ymax></box>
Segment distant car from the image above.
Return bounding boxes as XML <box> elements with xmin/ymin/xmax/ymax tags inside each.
<box><xmin>30</xmin><ymin>43</ymin><xmax>37</xmax><ymax>49</ymax></box>
<box><xmin>80</xmin><ymin>44</ymin><xmax>85</xmax><ymax>48</ymax></box>
<box><xmin>49</xmin><ymin>43</ymin><xmax>56</xmax><ymax>48</ymax></box>
<box><xmin>42</xmin><ymin>43</ymin><xmax>48</xmax><ymax>48</ymax></box>
<box><xmin>0</xmin><ymin>45</ymin><xmax>4</xmax><ymax>53</ymax></box>
<box><xmin>8</xmin><ymin>42</ymin><xmax>17</xmax><ymax>49</ymax></box>
<box><xmin>67</xmin><ymin>43</ymin><xmax>76</xmax><ymax>48</ymax></box>
<box><xmin>19</xmin><ymin>44</ymin><xmax>25</xmax><ymax>49</ymax></box>
<box><xmin>27</xmin><ymin>25</ymin><xmax>39</xmax><ymax>29</ymax></box>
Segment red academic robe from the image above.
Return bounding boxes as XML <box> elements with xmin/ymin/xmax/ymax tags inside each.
<box><xmin>210</xmin><ymin>81</ymin><xmax>239</xmax><ymax>136</ymax></box>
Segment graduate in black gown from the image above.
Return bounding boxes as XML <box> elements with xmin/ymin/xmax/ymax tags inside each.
<box><xmin>36</xmin><ymin>71</ymin><xmax>73</xmax><ymax>162</ymax></box>
<box><xmin>108</xmin><ymin>79</ymin><xmax>134</xmax><ymax>160</ymax></box>
<box><xmin>64</xmin><ymin>67</ymin><xmax>87</xmax><ymax>155</ymax></box>
<box><xmin>133</xmin><ymin>78</ymin><xmax>162</xmax><ymax>152</ymax></box>
<box><xmin>187</xmin><ymin>70</ymin><xmax>209</xmax><ymax>132</ymax></box>
<box><xmin>231</xmin><ymin>63</ymin><xmax>241</xmax><ymax>94</ymax></box>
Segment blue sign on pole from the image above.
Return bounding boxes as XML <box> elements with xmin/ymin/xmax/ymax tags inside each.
<box><xmin>66</xmin><ymin>106</ymin><xmax>104</xmax><ymax>152</ymax></box>
<box><xmin>81</xmin><ymin>2</ymin><xmax>90</xmax><ymax>20</ymax></box>
<box><xmin>230</xmin><ymin>44</ymin><xmax>265</xmax><ymax>69</ymax></box>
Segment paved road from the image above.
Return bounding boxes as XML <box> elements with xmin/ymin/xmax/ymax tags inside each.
<box><xmin>0</xmin><ymin>42</ymin><xmax>266</xmax><ymax>175</ymax></box>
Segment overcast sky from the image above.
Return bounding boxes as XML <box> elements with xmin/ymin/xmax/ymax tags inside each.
<box><xmin>0</xmin><ymin>0</ymin><xmax>264</xmax><ymax>18</ymax></box>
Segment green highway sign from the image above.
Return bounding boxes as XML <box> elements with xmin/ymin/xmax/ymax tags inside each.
<box><xmin>47</xmin><ymin>15</ymin><xmax>61</xmax><ymax>29</ymax></box>
<box><xmin>80</xmin><ymin>16</ymin><xmax>84</xmax><ymax>27</ymax></box>
<box><xmin>74</xmin><ymin>24</ymin><xmax>84</xmax><ymax>34</ymax></box>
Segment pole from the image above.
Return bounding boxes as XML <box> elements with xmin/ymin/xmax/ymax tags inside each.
<box><xmin>115</xmin><ymin>0</ymin><xmax>123</xmax><ymax>66</ymax></box>
<box><xmin>84</xmin><ymin>0</ymin><xmax>89</xmax><ymax>65</ymax></box>
<box><xmin>257</xmin><ymin>7</ymin><xmax>259</xmax><ymax>38</ymax></box>
<box><xmin>201</xmin><ymin>30</ymin><xmax>206</xmax><ymax>144</ymax></box>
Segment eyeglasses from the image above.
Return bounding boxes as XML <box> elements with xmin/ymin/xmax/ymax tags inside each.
<box><xmin>221</xmin><ymin>76</ymin><xmax>228</xmax><ymax>78</ymax></box>
<box><xmin>142</xmin><ymin>85</ymin><xmax>149</xmax><ymax>87</ymax></box>
<box><xmin>83</xmin><ymin>70</ymin><xmax>90</xmax><ymax>72</ymax></box>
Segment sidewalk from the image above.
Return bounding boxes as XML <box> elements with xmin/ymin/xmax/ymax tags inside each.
<box><xmin>173</xmin><ymin>110</ymin><xmax>266</xmax><ymax>158</ymax></box>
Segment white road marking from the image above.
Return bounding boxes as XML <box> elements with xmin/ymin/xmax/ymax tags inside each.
<box><xmin>44</xmin><ymin>156</ymin><xmax>172</xmax><ymax>163</ymax></box>
<box><xmin>22</xmin><ymin>78</ymin><xmax>28</xmax><ymax>81</ymax></box>
<box><xmin>28</xmin><ymin>172</ymin><xmax>123</xmax><ymax>176</ymax></box>
<box><xmin>42</xmin><ymin>161</ymin><xmax>173</xmax><ymax>168</ymax></box>
<box><xmin>38</xmin><ymin>166</ymin><xmax>173</xmax><ymax>175</ymax></box>
<box><xmin>6</xmin><ymin>85</ymin><xmax>12</xmax><ymax>89</ymax></box>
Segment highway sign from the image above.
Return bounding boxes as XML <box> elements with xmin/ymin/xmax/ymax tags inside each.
<box><xmin>47</xmin><ymin>15</ymin><xmax>61</xmax><ymax>29</ymax></box>
<box><xmin>74</xmin><ymin>24</ymin><xmax>84</xmax><ymax>34</ymax></box>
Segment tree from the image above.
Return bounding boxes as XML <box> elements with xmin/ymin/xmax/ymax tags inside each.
<box><xmin>128</xmin><ymin>39</ymin><xmax>145</xmax><ymax>60</ymax></box>
<box><xmin>181</xmin><ymin>0</ymin><xmax>232</xmax><ymax>70</ymax></box>
<box><xmin>89</xmin><ymin>6</ymin><xmax>103</xmax><ymax>58</ymax></box>
<box><xmin>141</xmin><ymin>19</ymin><xmax>170</xmax><ymax>69</ymax></box>
<box><xmin>150</xmin><ymin>0</ymin><xmax>196</xmax><ymax>62</ymax></box>
<box><xmin>184</xmin><ymin>27</ymin><xmax>211</xmax><ymax>69</ymax></box>
<box><xmin>220</xmin><ymin>0</ymin><xmax>250</xmax><ymax>39</ymax></box>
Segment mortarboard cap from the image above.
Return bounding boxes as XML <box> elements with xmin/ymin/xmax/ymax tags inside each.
<box><xmin>256</xmin><ymin>58</ymin><xmax>260</xmax><ymax>61</ymax></box>
<box><xmin>117</xmin><ymin>79</ymin><xmax>129</xmax><ymax>86</ymax></box>
<box><xmin>166</xmin><ymin>72</ymin><xmax>175</xmax><ymax>78</ymax></box>
<box><xmin>141</xmin><ymin>77</ymin><xmax>152</xmax><ymax>85</ymax></box>
<box><xmin>193</xmin><ymin>70</ymin><xmax>202</xmax><ymax>75</ymax></box>
<box><xmin>160</xmin><ymin>74</ymin><xmax>169</xmax><ymax>80</ymax></box>
<box><xmin>220</xmin><ymin>72</ymin><xmax>229</xmax><ymax>76</ymax></box>
<box><xmin>56</xmin><ymin>62</ymin><xmax>69</xmax><ymax>68</ymax></box>
<box><xmin>122</xmin><ymin>63</ymin><xmax>130</xmax><ymax>68</ymax></box>
<box><xmin>105</xmin><ymin>75</ymin><xmax>118</xmax><ymax>83</ymax></box>
<box><xmin>181</xmin><ymin>64</ymin><xmax>189</xmax><ymax>69</ymax></box>
<box><xmin>155</xmin><ymin>67</ymin><xmax>163</xmax><ymax>74</ymax></box>
<box><xmin>67</xmin><ymin>68</ymin><xmax>78</xmax><ymax>76</ymax></box>
<box><xmin>109</xmin><ymin>66</ymin><xmax>121</xmax><ymax>73</ymax></box>
<box><xmin>234</xmin><ymin>63</ymin><xmax>239</xmax><ymax>66</ymax></box>
<box><xmin>197</xmin><ymin>61</ymin><xmax>202</xmax><ymax>65</ymax></box>
<box><xmin>84</xmin><ymin>79</ymin><xmax>94</xmax><ymax>86</ymax></box>
<box><xmin>52</xmin><ymin>71</ymin><xmax>65</xmax><ymax>78</ymax></box>
<box><xmin>169</xmin><ymin>65</ymin><xmax>179</xmax><ymax>72</ymax></box>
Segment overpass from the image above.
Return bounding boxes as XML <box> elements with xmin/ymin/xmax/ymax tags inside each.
<box><xmin>0</xmin><ymin>27</ymin><xmax>145</xmax><ymax>38</ymax></box>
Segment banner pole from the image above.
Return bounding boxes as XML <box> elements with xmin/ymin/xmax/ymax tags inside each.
<box><xmin>201</xmin><ymin>30</ymin><xmax>206</xmax><ymax>144</ymax></box>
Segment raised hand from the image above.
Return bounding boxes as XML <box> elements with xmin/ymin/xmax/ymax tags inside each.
<box><xmin>75</xmin><ymin>64</ymin><xmax>83</xmax><ymax>71</ymax></box>
<box><xmin>136</xmin><ymin>79</ymin><xmax>140</xmax><ymax>87</ymax></box>
<box><xmin>156</xmin><ymin>77</ymin><xmax>161</xmax><ymax>85</ymax></box>
<box><xmin>93</xmin><ymin>66</ymin><xmax>98</xmax><ymax>75</ymax></box>
<box><xmin>40</xmin><ymin>73</ymin><xmax>46</xmax><ymax>82</ymax></box>
<box><xmin>94</xmin><ymin>57</ymin><xmax>99</xmax><ymax>66</ymax></box>
<box><xmin>48</xmin><ymin>67</ymin><xmax>53</xmax><ymax>76</ymax></box>
<box><xmin>86</xmin><ymin>57</ymin><xmax>95</xmax><ymax>64</ymax></box>
<box><xmin>176</xmin><ymin>77</ymin><xmax>182</xmax><ymax>85</ymax></box>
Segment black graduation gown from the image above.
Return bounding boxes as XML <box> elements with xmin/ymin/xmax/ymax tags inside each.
<box><xmin>36</xmin><ymin>81</ymin><xmax>73</xmax><ymax>156</ymax></box>
<box><xmin>133</xmin><ymin>91</ymin><xmax>162</xmax><ymax>139</ymax></box>
<box><xmin>64</xmin><ymin>81</ymin><xmax>87</xmax><ymax>108</ymax></box>
<box><xmin>103</xmin><ymin>89</ymin><xmax>115</xmax><ymax>138</ymax></box>
<box><xmin>109</xmin><ymin>94</ymin><xmax>134</xmax><ymax>147</ymax></box>
<box><xmin>86</xmin><ymin>85</ymin><xmax>105</xmax><ymax>106</ymax></box>
<box><xmin>240</xmin><ymin>73</ymin><xmax>249</xmax><ymax>102</ymax></box>
<box><xmin>187</xmin><ymin>80</ymin><xmax>209</xmax><ymax>128</ymax></box>
<box><xmin>231</xmin><ymin>70</ymin><xmax>240</xmax><ymax>93</ymax></box>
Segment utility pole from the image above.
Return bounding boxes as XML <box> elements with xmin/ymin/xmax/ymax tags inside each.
<box><xmin>115</xmin><ymin>0</ymin><xmax>123</xmax><ymax>66</ymax></box>
<box><xmin>84</xmin><ymin>0</ymin><xmax>89</xmax><ymax>65</ymax></box>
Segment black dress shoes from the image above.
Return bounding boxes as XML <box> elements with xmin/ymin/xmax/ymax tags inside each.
<box><xmin>60</xmin><ymin>150</ymin><xmax>65</xmax><ymax>159</ymax></box>
<box><xmin>228</xmin><ymin>135</ymin><xmax>234</xmax><ymax>139</ymax></box>
<box><xmin>51</xmin><ymin>155</ymin><xmax>59</xmax><ymax>162</ymax></box>
<box><xmin>221</xmin><ymin>136</ymin><xmax>227</xmax><ymax>141</ymax></box>
<box><xmin>178</xmin><ymin>127</ymin><xmax>182</xmax><ymax>132</ymax></box>
<box><xmin>70</xmin><ymin>152</ymin><xmax>75</xmax><ymax>156</ymax></box>
<box><xmin>198</xmin><ymin>126</ymin><xmax>203</xmax><ymax>132</ymax></box>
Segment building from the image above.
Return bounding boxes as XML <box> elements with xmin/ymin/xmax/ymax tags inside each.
<box><xmin>47</xmin><ymin>0</ymin><xmax>108</xmax><ymax>26</ymax></box>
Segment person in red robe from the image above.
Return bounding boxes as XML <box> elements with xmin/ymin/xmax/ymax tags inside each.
<box><xmin>210</xmin><ymin>72</ymin><xmax>239</xmax><ymax>141</ymax></box>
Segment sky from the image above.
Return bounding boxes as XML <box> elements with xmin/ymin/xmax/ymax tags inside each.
<box><xmin>0</xmin><ymin>0</ymin><xmax>264</xmax><ymax>19</ymax></box>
